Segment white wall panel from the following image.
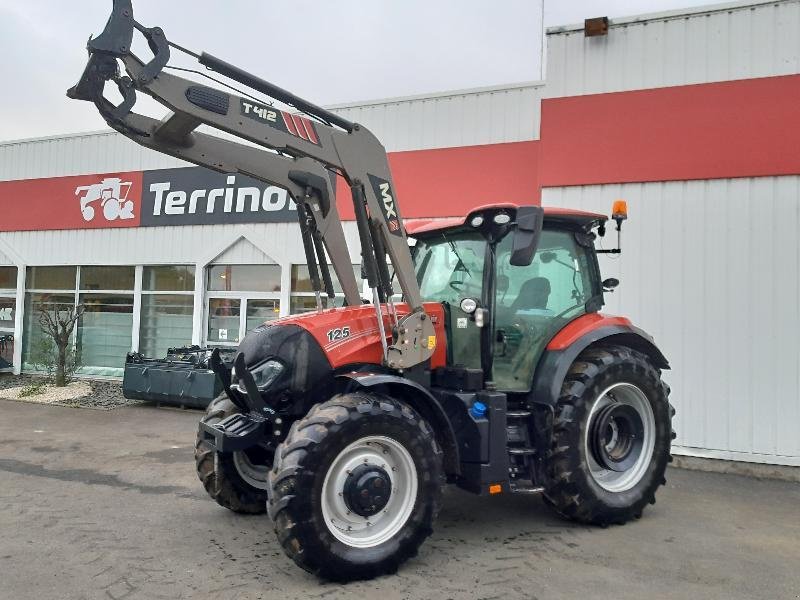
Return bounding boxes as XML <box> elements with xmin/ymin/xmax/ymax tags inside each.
<box><xmin>0</xmin><ymin>132</ymin><xmax>189</xmax><ymax>182</ymax></box>
<box><xmin>546</xmin><ymin>0</ymin><xmax>800</xmax><ymax>98</ymax></box>
<box><xmin>542</xmin><ymin>176</ymin><xmax>800</xmax><ymax>466</ymax></box>
<box><xmin>327</xmin><ymin>82</ymin><xmax>543</xmax><ymax>152</ymax></box>
<box><xmin>0</xmin><ymin>222</ymin><xmax>362</xmax><ymax>268</ymax></box>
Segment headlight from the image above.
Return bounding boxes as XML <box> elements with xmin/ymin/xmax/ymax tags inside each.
<box><xmin>251</xmin><ymin>359</ymin><xmax>284</xmax><ymax>390</ymax></box>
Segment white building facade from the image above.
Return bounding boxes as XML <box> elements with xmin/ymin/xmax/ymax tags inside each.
<box><xmin>1</xmin><ymin>0</ymin><xmax>798</xmax><ymax>467</ymax></box>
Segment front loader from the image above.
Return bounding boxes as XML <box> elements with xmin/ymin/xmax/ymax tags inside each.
<box><xmin>69</xmin><ymin>1</ymin><xmax>675</xmax><ymax>581</ymax></box>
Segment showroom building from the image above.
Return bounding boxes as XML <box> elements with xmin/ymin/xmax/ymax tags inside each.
<box><xmin>1</xmin><ymin>0</ymin><xmax>799</xmax><ymax>467</ymax></box>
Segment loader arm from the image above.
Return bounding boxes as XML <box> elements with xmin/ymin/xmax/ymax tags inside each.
<box><xmin>67</xmin><ymin>0</ymin><xmax>435</xmax><ymax>369</ymax></box>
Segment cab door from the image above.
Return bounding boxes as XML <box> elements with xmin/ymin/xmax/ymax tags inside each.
<box><xmin>492</xmin><ymin>229</ymin><xmax>595</xmax><ymax>391</ymax></box>
<box><xmin>414</xmin><ymin>232</ymin><xmax>486</xmax><ymax>370</ymax></box>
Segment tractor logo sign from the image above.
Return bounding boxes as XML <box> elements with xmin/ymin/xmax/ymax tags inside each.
<box><xmin>75</xmin><ymin>177</ymin><xmax>134</xmax><ymax>222</ymax></box>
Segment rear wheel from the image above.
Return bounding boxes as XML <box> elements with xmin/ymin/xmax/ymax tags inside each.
<box><xmin>268</xmin><ymin>392</ymin><xmax>443</xmax><ymax>581</ymax></box>
<box><xmin>544</xmin><ymin>345</ymin><xmax>674</xmax><ymax>525</ymax></box>
<box><xmin>195</xmin><ymin>395</ymin><xmax>272</xmax><ymax>514</ymax></box>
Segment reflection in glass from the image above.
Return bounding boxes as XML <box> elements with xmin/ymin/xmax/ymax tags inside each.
<box><xmin>22</xmin><ymin>293</ymin><xmax>75</xmax><ymax>368</ymax></box>
<box><xmin>0</xmin><ymin>297</ymin><xmax>14</xmax><ymax>328</ymax></box>
<box><xmin>143</xmin><ymin>265</ymin><xmax>195</xmax><ymax>292</ymax></box>
<box><xmin>207</xmin><ymin>265</ymin><xmax>281</xmax><ymax>292</ymax></box>
<box><xmin>0</xmin><ymin>267</ymin><xmax>17</xmax><ymax>289</ymax></box>
<box><xmin>80</xmin><ymin>266</ymin><xmax>135</xmax><ymax>291</ymax></box>
<box><xmin>207</xmin><ymin>298</ymin><xmax>241</xmax><ymax>343</ymax></box>
<box><xmin>246</xmin><ymin>299</ymin><xmax>280</xmax><ymax>331</ymax></box>
<box><xmin>77</xmin><ymin>294</ymin><xmax>134</xmax><ymax>371</ymax></box>
<box><xmin>0</xmin><ymin>333</ymin><xmax>12</xmax><ymax>369</ymax></box>
<box><xmin>26</xmin><ymin>267</ymin><xmax>77</xmax><ymax>290</ymax></box>
<box><xmin>139</xmin><ymin>295</ymin><xmax>194</xmax><ymax>357</ymax></box>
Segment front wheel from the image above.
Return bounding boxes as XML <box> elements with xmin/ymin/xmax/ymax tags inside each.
<box><xmin>195</xmin><ymin>395</ymin><xmax>272</xmax><ymax>514</ymax></box>
<box><xmin>544</xmin><ymin>345</ymin><xmax>674</xmax><ymax>526</ymax></box>
<box><xmin>268</xmin><ymin>393</ymin><xmax>443</xmax><ymax>581</ymax></box>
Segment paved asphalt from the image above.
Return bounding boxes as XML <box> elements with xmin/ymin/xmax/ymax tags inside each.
<box><xmin>0</xmin><ymin>399</ymin><xmax>798</xmax><ymax>600</ymax></box>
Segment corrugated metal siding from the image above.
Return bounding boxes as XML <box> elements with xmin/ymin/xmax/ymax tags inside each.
<box><xmin>329</xmin><ymin>83</ymin><xmax>543</xmax><ymax>152</ymax></box>
<box><xmin>0</xmin><ymin>82</ymin><xmax>543</xmax><ymax>183</ymax></box>
<box><xmin>0</xmin><ymin>132</ymin><xmax>189</xmax><ymax>182</ymax></box>
<box><xmin>545</xmin><ymin>0</ymin><xmax>800</xmax><ymax>98</ymax></box>
<box><xmin>211</xmin><ymin>236</ymin><xmax>274</xmax><ymax>264</ymax></box>
<box><xmin>542</xmin><ymin>177</ymin><xmax>800</xmax><ymax>466</ymax></box>
<box><xmin>0</xmin><ymin>222</ymin><xmax>362</xmax><ymax>267</ymax></box>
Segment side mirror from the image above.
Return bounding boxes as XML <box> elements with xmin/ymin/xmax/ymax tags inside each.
<box><xmin>602</xmin><ymin>277</ymin><xmax>619</xmax><ymax>291</ymax></box>
<box><xmin>510</xmin><ymin>206</ymin><xmax>544</xmax><ymax>267</ymax></box>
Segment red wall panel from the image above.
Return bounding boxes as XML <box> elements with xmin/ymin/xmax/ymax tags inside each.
<box><xmin>336</xmin><ymin>141</ymin><xmax>541</xmax><ymax>219</ymax></box>
<box><xmin>540</xmin><ymin>74</ymin><xmax>800</xmax><ymax>187</ymax></box>
<box><xmin>0</xmin><ymin>171</ymin><xmax>142</xmax><ymax>232</ymax></box>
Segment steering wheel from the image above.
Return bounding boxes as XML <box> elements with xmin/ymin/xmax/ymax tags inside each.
<box><xmin>449</xmin><ymin>281</ymin><xmax>465</xmax><ymax>292</ymax></box>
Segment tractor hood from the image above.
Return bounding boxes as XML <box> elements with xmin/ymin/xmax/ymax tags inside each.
<box><xmin>235</xmin><ymin>323</ymin><xmax>333</xmax><ymax>403</ymax></box>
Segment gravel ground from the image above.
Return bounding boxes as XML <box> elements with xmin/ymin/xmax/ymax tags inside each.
<box><xmin>0</xmin><ymin>373</ymin><xmax>144</xmax><ymax>410</ymax></box>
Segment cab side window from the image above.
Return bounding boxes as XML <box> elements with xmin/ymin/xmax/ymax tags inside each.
<box><xmin>493</xmin><ymin>230</ymin><xmax>594</xmax><ymax>391</ymax></box>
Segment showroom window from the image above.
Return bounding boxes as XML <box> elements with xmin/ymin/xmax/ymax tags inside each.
<box><xmin>77</xmin><ymin>266</ymin><xmax>135</xmax><ymax>375</ymax></box>
<box><xmin>207</xmin><ymin>264</ymin><xmax>281</xmax><ymax>293</ymax></box>
<box><xmin>22</xmin><ymin>266</ymin><xmax>135</xmax><ymax>376</ymax></box>
<box><xmin>0</xmin><ymin>266</ymin><xmax>17</xmax><ymax>290</ymax></box>
<box><xmin>290</xmin><ymin>264</ymin><xmax>361</xmax><ymax>314</ymax></box>
<box><xmin>0</xmin><ymin>267</ymin><xmax>17</xmax><ymax>371</ymax></box>
<box><xmin>206</xmin><ymin>264</ymin><xmax>281</xmax><ymax>346</ymax></box>
<box><xmin>139</xmin><ymin>266</ymin><xmax>195</xmax><ymax>358</ymax></box>
<box><xmin>22</xmin><ymin>267</ymin><xmax>79</xmax><ymax>371</ymax></box>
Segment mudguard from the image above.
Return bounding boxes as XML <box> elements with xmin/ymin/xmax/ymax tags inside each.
<box><xmin>337</xmin><ymin>372</ymin><xmax>460</xmax><ymax>475</ymax></box>
<box><xmin>531</xmin><ymin>313</ymin><xmax>669</xmax><ymax>407</ymax></box>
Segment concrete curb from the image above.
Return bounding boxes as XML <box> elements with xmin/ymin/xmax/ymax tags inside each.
<box><xmin>671</xmin><ymin>454</ymin><xmax>800</xmax><ymax>483</ymax></box>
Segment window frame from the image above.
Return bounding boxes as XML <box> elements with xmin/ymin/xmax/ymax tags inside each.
<box><xmin>289</xmin><ymin>264</ymin><xmax>363</xmax><ymax>314</ymax></box>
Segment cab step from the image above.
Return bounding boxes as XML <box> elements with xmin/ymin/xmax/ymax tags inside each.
<box><xmin>508</xmin><ymin>447</ymin><xmax>536</xmax><ymax>456</ymax></box>
<box><xmin>506</xmin><ymin>410</ymin><xmax>532</xmax><ymax>418</ymax></box>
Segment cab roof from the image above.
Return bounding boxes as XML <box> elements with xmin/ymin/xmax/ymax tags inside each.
<box><xmin>404</xmin><ymin>204</ymin><xmax>607</xmax><ymax>237</ymax></box>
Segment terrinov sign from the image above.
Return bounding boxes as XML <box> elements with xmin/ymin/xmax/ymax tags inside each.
<box><xmin>141</xmin><ymin>167</ymin><xmax>297</xmax><ymax>226</ymax></box>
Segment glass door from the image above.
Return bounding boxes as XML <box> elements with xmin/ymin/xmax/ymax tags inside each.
<box><xmin>206</xmin><ymin>297</ymin><xmax>242</xmax><ymax>347</ymax></box>
<box><xmin>205</xmin><ymin>296</ymin><xmax>280</xmax><ymax>347</ymax></box>
<box><xmin>0</xmin><ymin>295</ymin><xmax>16</xmax><ymax>371</ymax></box>
<box><xmin>245</xmin><ymin>299</ymin><xmax>280</xmax><ymax>332</ymax></box>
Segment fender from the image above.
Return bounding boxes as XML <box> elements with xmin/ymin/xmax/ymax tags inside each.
<box><xmin>337</xmin><ymin>372</ymin><xmax>460</xmax><ymax>476</ymax></box>
<box><xmin>531</xmin><ymin>313</ymin><xmax>669</xmax><ymax>407</ymax></box>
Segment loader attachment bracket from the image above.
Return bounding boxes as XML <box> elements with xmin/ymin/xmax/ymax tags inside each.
<box><xmin>67</xmin><ymin>0</ymin><xmax>169</xmax><ymax>111</ymax></box>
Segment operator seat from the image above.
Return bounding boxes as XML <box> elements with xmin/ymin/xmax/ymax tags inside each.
<box><xmin>511</xmin><ymin>277</ymin><xmax>551</xmax><ymax>311</ymax></box>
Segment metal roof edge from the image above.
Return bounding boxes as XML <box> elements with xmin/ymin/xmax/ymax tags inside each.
<box><xmin>0</xmin><ymin>129</ymin><xmax>117</xmax><ymax>147</ymax></box>
<box><xmin>546</xmin><ymin>0</ymin><xmax>795</xmax><ymax>35</ymax></box>
<box><xmin>325</xmin><ymin>81</ymin><xmax>546</xmax><ymax>110</ymax></box>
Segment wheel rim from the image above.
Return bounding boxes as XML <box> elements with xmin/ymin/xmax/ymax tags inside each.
<box><xmin>232</xmin><ymin>450</ymin><xmax>270</xmax><ymax>490</ymax></box>
<box><xmin>585</xmin><ymin>383</ymin><xmax>656</xmax><ymax>493</ymax></box>
<box><xmin>321</xmin><ymin>435</ymin><xmax>418</xmax><ymax>548</ymax></box>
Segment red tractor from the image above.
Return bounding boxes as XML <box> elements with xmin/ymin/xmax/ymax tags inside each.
<box><xmin>70</xmin><ymin>1</ymin><xmax>674</xmax><ymax>581</ymax></box>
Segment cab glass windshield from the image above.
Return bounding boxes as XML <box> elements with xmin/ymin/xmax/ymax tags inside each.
<box><xmin>413</xmin><ymin>232</ymin><xmax>486</xmax><ymax>369</ymax></box>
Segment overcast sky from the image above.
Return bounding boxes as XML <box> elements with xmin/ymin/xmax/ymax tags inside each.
<box><xmin>0</xmin><ymin>0</ymin><xmax>717</xmax><ymax>141</ymax></box>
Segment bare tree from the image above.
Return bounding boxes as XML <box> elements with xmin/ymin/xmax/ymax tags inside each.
<box><xmin>38</xmin><ymin>303</ymin><xmax>85</xmax><ymax>387</ymax></box>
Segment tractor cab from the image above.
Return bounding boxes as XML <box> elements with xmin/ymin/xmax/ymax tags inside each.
<box><xmin>408</xmin><ymin>204</ymin><xmax>607</xmax><ymax>393</ymax></box>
